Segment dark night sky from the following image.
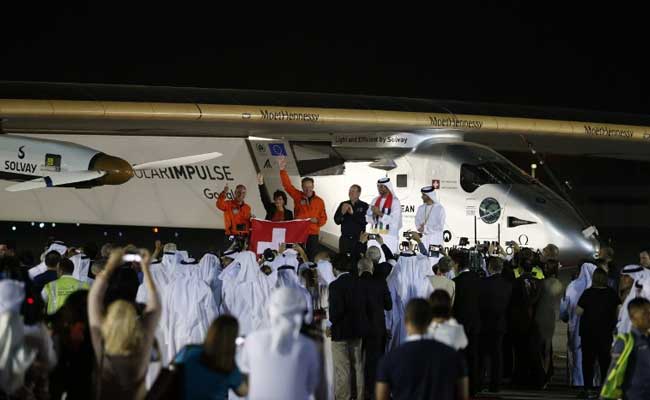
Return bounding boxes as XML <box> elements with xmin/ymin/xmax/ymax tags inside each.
<box><xmin>1</xmin><ymin>4</ymin><xmax>648</xmax><ymax>114</ymax></box>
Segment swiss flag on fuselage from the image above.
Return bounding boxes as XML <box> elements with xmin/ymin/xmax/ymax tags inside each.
<box><xmin>249</xmin><ymin>218</ymin><xmax>311</xmax><ymax>255</ymax></box>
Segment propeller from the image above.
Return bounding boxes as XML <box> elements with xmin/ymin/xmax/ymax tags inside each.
<box><xmin>6</xmin><ymin>170</ymin><xmax>106</xmax><ymax>192</ymax></box>
<box><xmin>132</xmin><ymin>152</ymin><xmax>222</xmax><ymax>170</ymax></box>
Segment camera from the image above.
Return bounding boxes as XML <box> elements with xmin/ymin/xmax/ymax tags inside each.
<box><xmin>403</xmin><ymin>231</ymin><xmax>412</xmax><ymax>239</ymax></box>
<box><xmin>428</xmin><ymin>244</ymin><xmax>441</xmax><ymax>258</ymax></box>
<box><xmin>285</xmin><ymin>243</ymin><xmax>294</xmax><ymax>249</ymax></box>
<box><xmin>123</xmin><ymin>254</ymin><xmax>142</xmax><ymax>263</ymax></box>
<box><xmin>505</xmin><ymin>240</ymin><xmax>516</xmax><ymax>247</ymax></box>
<box><xmin>458</xmin><ymin>237</ymin><xmax>469</xmax><ymax>246</ymax></box>
<box><xmin>368</xmin><ymin>234</ymin><xmax>378</xmax><ymax>240</ymax></box>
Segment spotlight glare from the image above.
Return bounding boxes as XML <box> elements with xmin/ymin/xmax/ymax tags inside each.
<box><xmin>11</xmin><ymin>226</ymin><xmax>16</xmax><ymax>231</ymax></box>
<box><xmin>39</xmin><ymin>223</ymin><xmax>45</xmax><ymax>228</ymax></box>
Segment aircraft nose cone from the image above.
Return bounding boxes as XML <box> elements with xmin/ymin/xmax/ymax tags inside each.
<box><xmin>90</xmin><ymin>154</ymin><xmax>135</xmax><ymax>185</ymax></box>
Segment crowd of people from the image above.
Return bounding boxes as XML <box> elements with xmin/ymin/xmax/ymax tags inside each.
<box><xmin>1</xmin><ymin>160</ymin><xmax>650</xmax><ymax>400</ymax></box>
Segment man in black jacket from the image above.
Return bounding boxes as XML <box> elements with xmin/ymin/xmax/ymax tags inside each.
<box><xmin>479</xmin><ymin>257</ymin><xmax>513</xmax><ymax>393</ymax></box>
<box><xmin>357</xmin><ymin>257</ymin><xmax>392</xmax><ymax>399</ymax></box>
<box><xmin>451</xmin><ymin>249</ymin><xmax>482</xmax><ymax>396</ymax></box>
<box><xmin>329</xmin><ymin>253</ymin><xmax>367</xmax><ymax>400</ymax></box>
<box><xmin>334</xmin><ymin>184</ymin><xmax>369</xmax><ymax>258</ymax></box>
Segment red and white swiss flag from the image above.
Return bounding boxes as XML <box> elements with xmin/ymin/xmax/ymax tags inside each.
<box><xmin>249</xmin><ymin>218</ymin><xmax>312</xmax><ymax>255</ymax></box>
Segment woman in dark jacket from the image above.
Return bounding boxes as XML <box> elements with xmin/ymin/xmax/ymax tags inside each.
<box><xmin>257</xmin><ymin>173</ymin><xmax>293</xmax><ymax>221</ymax></box>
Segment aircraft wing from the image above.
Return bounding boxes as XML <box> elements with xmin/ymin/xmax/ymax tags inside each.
<box><xmin>5</xmin><ymin>170</ymin><xmax>106</xmax><ymax>192</ymax></box>
<box><xmin>2</xmin><ymin>81</ymin><xmax>650</xmax><ymax>161</ymax></box>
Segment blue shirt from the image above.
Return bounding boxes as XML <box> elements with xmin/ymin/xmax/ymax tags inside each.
<box><xmin>174</xmin><ymin>345</ymin><xmax>243</xmax><ymax>400</ymax></box>
<box><xmin>377</xmin><ymin>338</ymin><xmax>466</xmax><ymax>400</ymax></box>
<box><xmin>613</xmin><ymin>328</ymin><xmax>650</xmax><ymax>400</ymax></box>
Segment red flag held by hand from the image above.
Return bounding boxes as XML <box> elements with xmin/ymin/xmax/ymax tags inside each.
<box><xmin>249</xmin><ymin>218</ymin><xmax>312</xmax><ymax>254</ymax></box>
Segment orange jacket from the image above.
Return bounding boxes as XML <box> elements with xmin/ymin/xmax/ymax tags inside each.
<box><xmin>216</xmin><ymin>192</ymin><xmax>252</xmax><ymax>235</ymax></box>
<box><xmin>280</xmin><ymin>170</ymin><xmax>327</xmax><ymax>235</ymax></box>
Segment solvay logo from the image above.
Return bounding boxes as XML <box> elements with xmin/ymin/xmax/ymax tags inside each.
<box><xmin>17</xmin><ymin>146</ymin><xmax>25</xmax><ymax>159</ymax></box>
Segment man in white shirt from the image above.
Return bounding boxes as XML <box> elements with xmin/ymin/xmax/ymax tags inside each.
<box><xmin>366</xmin><ymin>177</ymin><xmax>402</xmax><ymax>254</ymax></box>
<box><xmin>240</xmin><ymin>286</ymin><xmax>324</xmax><ymax>400</ymax></box>
<box><xmin>415</xmin><ymin>185</ymin><xmax>446</xmax><ymax>251</ymax></box>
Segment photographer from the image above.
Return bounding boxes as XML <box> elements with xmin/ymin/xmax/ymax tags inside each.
<box><xmin>358</xmin><ymin>232</ymin><xmax>397</xmax><ymax>266</ymax></box>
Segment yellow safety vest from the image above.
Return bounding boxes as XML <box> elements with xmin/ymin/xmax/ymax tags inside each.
<box><xmin>601</xmin><ymin>333</ymin><xmax>634</xmax><ymax>399</ymax></box>
<box><xmin>513</xmin><ymin>266</ymin><xmax>545</xmax><ymax>280</ymax></box>
<box><xmin>44</xmin><ymin>275</ymin><xmax>89</xmax><ymax>315</ymax></box>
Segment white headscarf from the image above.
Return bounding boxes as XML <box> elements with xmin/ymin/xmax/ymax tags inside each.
<box><xmin>272</xmin><ymin>250</ymin><xmax>300</xmax><ymax>271</ymax></box>
<box><xmin>377</xmin><ymin>177</ymin><xmax>399</xmax><ymax>199</ymax></box>
<box><xmin>268</xmin><ymin>287</ymin><xmax>307</xmax><ymax>354</ymax></box>
<box><xmin>0</xmin><ymin>280</ymin><xmax>37</xmax><ymax>395</ymax></box>
<box><xmin>0</xmin><ymin>280</ymin><xmax>25</xmax><ymax>315</ymax></box>
<box><xmin>576</xmin><ymin>262</ymin><xmax>597</xmax><ymax>293</ymax></box>
<box><xmin>395</xmin><ymin>253</ymin><xmax>434</xmax><ymax>304</ymax></box>
<box><xmin>316</xmin><ymin>260</ymin><xmax>336</xmax><ymax>285</ymax></box>
<box><xmin>421</xmin><ymin>185</ymin><xmax>439</xmax><ymax>203</ymax></box>
<box><xmin>197</xmin><ymin>254</ymin><xmax>222</xmax><ymax>284</ymax></box>
<box><xmin>235</xmin><ymin>252</ymin><xmax>263</xmax><ymax>284</ymax></box>
<box><xmin>621</xmin><ymin>264</ymin><xmax>649</xmax><ymax>282</ymax></box>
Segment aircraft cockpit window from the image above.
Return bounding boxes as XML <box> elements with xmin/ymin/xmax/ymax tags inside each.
<box><xmin>460</xmin><ymin>162</ymin><xmax>532</xmax><ymax>193</ymax></box>
<box><xmin>43</xmin><ymin>154</ymin><xmax>61</xmax><ymax>172</ymax></box>
<box><xmin>396</xmin><ymin>174</ymin><xmax>408</xmax><ymax>188</ymax></box>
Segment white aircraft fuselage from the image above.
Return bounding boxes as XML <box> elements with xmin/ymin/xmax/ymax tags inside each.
<box><xmin>0</xmin><ymin>134</ymin><xmax>598</xmax><ymax>265</ymax></box>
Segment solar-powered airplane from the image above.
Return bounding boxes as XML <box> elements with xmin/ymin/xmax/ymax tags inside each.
<box><xmin>2</xmin><ymin>81</ymin><xmax>650</xmax><ymax>264</ymax></box>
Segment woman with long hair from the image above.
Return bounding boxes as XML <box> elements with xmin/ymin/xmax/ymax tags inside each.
<box><xmin>175</xmin><ymin>315</ymin><xmax>248</xmax><ymax>399</ymax></box>
<box><xmin>88</xmin><ymin>248</ymin><xmax>161</xmax><ymax>400</ymax></box>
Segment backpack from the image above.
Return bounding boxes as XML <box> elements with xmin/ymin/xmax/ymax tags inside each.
<box><xmin>601</xmin><ymin>333</ymin><xmax>634</xmax><ymax>399</ymax></box>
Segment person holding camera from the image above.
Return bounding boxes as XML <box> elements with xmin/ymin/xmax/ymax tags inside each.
<box><xmin>216</xmin><ymin>183</ymin><xmax>252</xmax><ymax>246</ymax></box>
<box><xmin>415</xmin><ymin>186</ymin><xmax>446</xmax><ymax>251</ymax></box>
<box><xmin>334</xmin><ymin>184</ymin><xmax>369</xmax><ymax>258</ymax></box>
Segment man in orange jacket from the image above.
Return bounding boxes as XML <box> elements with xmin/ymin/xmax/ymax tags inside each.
<box><xmin>278</xmin><ymin>157</ymin><xmax>327</xmax><ymax>260</ymax></box>
<box><xmin>217</xmin><ymin>183</ymin><xmax>252</xmax><ymax>247</ymax></box>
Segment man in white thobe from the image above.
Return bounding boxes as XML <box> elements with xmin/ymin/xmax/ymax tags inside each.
<box><xmin>366</xmin><ymin>177</ymin><xmax>402</xmax><ymax>255</ymax></box>
<box><xmin>415</xmin><ymin>185</ymin><xmax>446</xmax><ymax>251</ymax></box>
<box><xmin>616</xmin><ymin>264</ymin><xmax>650</xmax><ymax>334</ymax></box>
<box><xmin>559</xmin><ymin>262</ymin><xmax>597</xmax><ymax>387</ymax></box>
<box><xmin>272</xmin><ymin>250</ymin><xmax>313</xmax><ymax>324</ymax></box>
<box><xmin>240</xmin><ymin>287</ymin><xmax>324</xmax><ymax>400</ymax></box>
<box><xmin>231</xmin><ymin>251</ymin><xmax>277</xmax><ymax>335</ymax></box>
<box><xmin>162</xmin><ymin>271</ymin><xmax>219</xmax><ymax>363</ymax></box>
